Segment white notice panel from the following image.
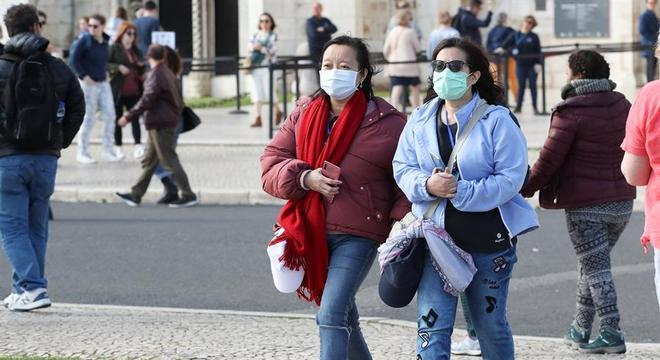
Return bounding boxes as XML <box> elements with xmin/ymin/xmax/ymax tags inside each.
<box><xmin>151</xmin><ymin>31</ymin><xmax>176</xmax><ymax>48</ymax></box>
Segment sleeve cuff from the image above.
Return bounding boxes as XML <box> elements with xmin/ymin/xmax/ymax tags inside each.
<box><xmin>299</xmin><ymin>170</ymin><xmax>312</xmax><ymax>191</ymax></box>
<box><xmin>420</xmin><ymin>176</ymin><xmax>438</xmax><ymax>202</ymax></box>
<box><xmin>451</xmin><ymin>180</ymin><xmax>468</xmax><ymax>207</ymax></box>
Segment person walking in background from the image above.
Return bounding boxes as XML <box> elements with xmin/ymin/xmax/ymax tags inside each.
<box><xmin>387</xmin><ymin>0</ymin><xmax>422</xmax><ymax>41</ymax></box>
<box><xmin>106</xmin><ymin>6</ymin><xmax>128</xmax><ymax>43</ymax></box>
<box><xmin>0</xmin><ymin>4</ymin><xmax>84</xmax><ymax>311</ymax></box>
<box><xmin>115</xmin><ymin>44</ymin><xmax>197</xmax><ymax>208</ymax></box>
<box><xmin>247</xmin><ymin>12</ymin><xmax>283</xmax><ymax>128</ymax></box>
<box><xmin>522</xmin><ymin>50</ymin><xmax>634</xmax><ymax>354</ymax></box>
<box><xmin>621</xmin><ymin>40</ymin><xmax>660</xmax><ymax>311</ymax></box>
<box><xmin>639</xmin><ymin>0</ymin><xmax>659</xmax><ymax>83</ymax></box>
<box><xmin>487</xmin><ymin>12</ymin><xmax>517</xmax><ymax>100</ymax></box>
<box><xmin>383</xmin><ymin>10</ymin><xmax>421</xmax><ymax>112</ymax></box>
<box><xmin>108</xmin><ymin>22</ymin><xmax>146</xmax><ymax>160</ymax></box>
<box><xmin>453</xmin><ymin>0</ymin><xmax>493</xmax><ymax>46</ymax></box>
<box><xmin>152</xmin><ymin>46</ymin><xmax>186</xmax><ymax>205</ymax></box>
<box><xmin>305</xmin><ymin>2</ymin><xmax>337</xmax><ymax>69</ymax></box>
<box><xmin>71</xmin><ymin>14</ymin><xmax>123</xmax><ymax>163</ymax></box>
<box><xmin>513</xmin><ymin>15</ymin><xmax>542</xmax><ymax>114</ymax></box>
<box><xmin>393</xmin><ymin>37</ymin><xmax>538</xmax><ymax>359</ymax></box>
<box><xmin>427</xmin><ymin>10</ymin><xmax>460</xmax><ymax>61</ymax></box>
<box><xmin>261</xmin><ymin>36</ymin><xmax>410</xmax><ymax>359</ymax></box>
<box><xmin>68</xmin><ymin>16</ymin><xmax>89</xmax><ymax>64</ymax></box>
<box><xmin>134</xmin><ymin>1</ymin><xmax>161</xmax><ymax>58</ymax></box>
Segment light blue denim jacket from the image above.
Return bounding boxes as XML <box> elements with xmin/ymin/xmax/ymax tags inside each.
<box><xmin>393</xmin><ymin>93</ymin><xmax>539</xmax><ymax>240</ymax></box>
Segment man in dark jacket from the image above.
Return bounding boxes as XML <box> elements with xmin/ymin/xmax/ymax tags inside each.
<box><xmin>639</xmin><ymin>0</ymin><xmax>659</xmax><ymax>83</ymax></box>
<box><xmin>0</xmin><ymin>4</ymin><xmax>84</xmax><ymax>311</ymax></box>
<box><xmin>454</xmin><ymin>0</ymin><xmax>492</xmax><ymax>46</ymax></box>
<box><xmin>115</xmin><ymin>44</ymin><xmax>197</xmax><ymax>208</ymax></box>
<box><xmin>306</xmin><ymin>2</ymin><xmax>337</xmax><ymax>67</ymax></box>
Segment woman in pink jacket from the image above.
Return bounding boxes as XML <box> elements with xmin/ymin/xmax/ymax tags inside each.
<box><xmin>260</xmin><ymin>35</ymin><xmax>410</xmax><ymax>359</ymax></box>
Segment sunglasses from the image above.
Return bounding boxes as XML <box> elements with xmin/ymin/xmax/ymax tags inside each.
<box><xmin>431</xmin><ymin>59</ymin><xmax>468</xmax><ymax>73</ymax></box>
<box><xmin>125</xmin><ymin>31</ymin><xmax>136</xmax><ymax>36</ymax></box>
<box><xmin>259</xmin><ymin>19</ymin><xmax>271</xmax><ymax>23</ymax></box>
<box><xmin>88</xmin><ymin>24</ymin><xmax>100</xmax><ymax>29</ymax></box>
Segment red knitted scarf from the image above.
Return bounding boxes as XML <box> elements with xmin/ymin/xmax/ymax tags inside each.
<box><xmin>275</xmin><ymin>92</ymin><xmax>367</xmax><ymax>305</ymax></box>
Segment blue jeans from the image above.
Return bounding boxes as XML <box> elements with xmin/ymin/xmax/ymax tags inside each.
<box><xmin>0</xmin><ymin>155</ymin><xmax>57</xmax><ymax>293</ymax></box>
<box><xmin>316</xmin><ymin>234</ymin><xmax>377</xmax><ymax>360</ymax></box>
<box><xmin>416</xmin><ymin>246</ymin><xmax>517</xmax><ymax>360</ymax></box>
<box><xmin>154</xmin><ymin>116</ymin><xmax>184</xmax><ymax>180</ymax></box>
<box><xmin>515</xmin><ymin>64</ymin><xmax>537</xmax><ymax>111</ymax></box>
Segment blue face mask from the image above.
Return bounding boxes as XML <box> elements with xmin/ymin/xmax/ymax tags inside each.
<box><xmin>432</xmin><ymin>69</ymin><xmax>471</xmax><ymax>100</ymax></box>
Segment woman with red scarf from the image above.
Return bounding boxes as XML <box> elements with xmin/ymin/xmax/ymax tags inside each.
<box><xmin>261</xmin><ymin>36</ymin><xmax>410</xmax><ymax>359</ymax></box>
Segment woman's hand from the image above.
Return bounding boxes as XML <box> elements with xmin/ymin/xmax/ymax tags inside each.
<box><xmin>303</xmin><ymin>168</ymin><xmax>342</xmax><ymax>199</ymax></box>
<box><xmin>426</xmin><ymin>171</ymin><xmax>457</xmax><ymax>198</ymax></box>
<box><xmin>254</xmin><ymin>43</ymin><xmax>263</xmax><ymax>51</ymax></box>
<box><xmin>118</xmin><ymin>64</ymin><xmax>130</xmax><ymax>75</ymax></box>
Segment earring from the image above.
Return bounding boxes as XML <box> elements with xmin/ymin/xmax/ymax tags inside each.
<box><xmin>358</xmin><ymin>82</ymin><xmax>363</xmax><ymax>88</ymax></box>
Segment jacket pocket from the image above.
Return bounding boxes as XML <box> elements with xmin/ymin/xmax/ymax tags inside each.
<box><xmin>358</xmin><ymin>183</ymin><xmax>385</xmax><ymax>223</ymax></box>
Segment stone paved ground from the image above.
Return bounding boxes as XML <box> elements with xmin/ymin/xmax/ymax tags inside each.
<box><xmin>0</xmin><ymin>304</ymin><xmax>658</xmax><ymax>360</ymax></box>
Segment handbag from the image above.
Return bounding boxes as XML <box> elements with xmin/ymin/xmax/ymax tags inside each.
<box><xmin>181</xmin><ymin>106</ymin><xmax>201</xmax><ymax>133</ymax></box>
<box><xmin>389</xmin><ymin>98</ymin><xmax>491</xmax><ymax>236</ymax></box>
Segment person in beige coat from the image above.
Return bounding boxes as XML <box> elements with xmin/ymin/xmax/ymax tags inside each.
<box><xmin>383</xmin><ymin>10</ymin><xmax>421</xmax><ymax>112</ymax></box>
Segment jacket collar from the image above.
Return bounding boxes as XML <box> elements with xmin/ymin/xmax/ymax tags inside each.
<box><xmin>296</xmin><ymin>95</ymin><xmax>404</xmax><ymax>128</ymax></box>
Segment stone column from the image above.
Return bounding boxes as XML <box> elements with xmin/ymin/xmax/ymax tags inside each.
<box><xmin>189</xmin><ymin>0</ymin><xmax>213</xmax><ymax>97</ymax></box>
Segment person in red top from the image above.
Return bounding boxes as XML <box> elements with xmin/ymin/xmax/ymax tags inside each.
<box><xmin>522</xmin><ymin>50</ymin><xmax>634</xmax><ymax>354</ymax></box>
<box><xmin>621</xmin><ymin>42</ymin><xmax>660</xmax><ymax>312</ymax></box>
<box><xmin>260</xmin><ymin>35</ymin><xmax>409</xmax><ymax>359</ymax></box>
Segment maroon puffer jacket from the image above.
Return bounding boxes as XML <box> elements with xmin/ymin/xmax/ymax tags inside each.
<box><xmin>522</xmin><ymin>91</ymin><xmax>636</xmax><ymax>209</ymax></box>
<box><xmin>260</xmin><ymin>96</ymin><xmax>411</xmax><ymax>243</ymax></box>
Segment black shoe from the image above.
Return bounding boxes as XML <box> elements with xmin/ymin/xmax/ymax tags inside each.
<box><xmin>157</xmin><ymin>191</ymin><xmax>180</xmax><ymax>204</ymax></box>
<box><xmin>513</xmin><ymin>107</ymin><xmax>521</xmax><ymax>114</ymax></box>
<box><xmin>115</xmin><ymin>192</ymin><xmax>141</xmax><ymax>207</ymax></box>
<box><xmin>168</xmin><ymin>194</ymin><xmax>198</xmax><ymax>208</ymax></box>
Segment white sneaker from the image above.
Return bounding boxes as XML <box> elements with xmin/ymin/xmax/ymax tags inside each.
<box><xmin>451</xmin><ymin>336</ymin><xmax>481</xmax><ymax>356</ymax></box>
<box><xmin>8</xmin><ymin>288</ymin><xmax>51</xmax><ymax>312</ymax></box>
<box><xmin>2</xmin><ymin>292</ymin><xmax>20</xmax><ymax>308</ymax></box>
<box><xmin>102</xmin><ymin>151</ymin><xmax>124</xmax><ymax>162</ymax></box>
<box><xmin>76</xmin><ymin>153</ymin><xmax>97</xmax><ymax>164</ymax></box>
<box><xmin>114</xmin><ymin>146</ymin><xmax>125</xmax><ymax>159</ymax></box>
<box><xmin>133</xmin><ymin>144</ymin><xmax>145</xmax><ymax>160</ymax></box>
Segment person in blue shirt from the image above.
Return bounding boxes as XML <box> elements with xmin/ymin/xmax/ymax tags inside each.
<box><xmin>305</xmin><ymin>2</ymin><xmax>337</xmax><ymax>67</ymax></box>
<box><xmin>427</xmin><ymin>11</ymin><xmax>460</xmax><ymax>61</ymax></box>
<box><xmin>71</xmin><ymin>14</ymin><xmax>122</xmax><ymax>164</ymax></box>
<box><xmin>639</xmin><ymin>0</ymin><xmax>659</xmax><ymax>83</ymax></box>
<box><xmin>513</xmin><ymin>15</ymin><xmax>542</xmax><ymax>114</ymax></box>
<box><xmin>134</xmin><ymin>1</ymin><xmax>161</xmax><ymax>58</ymax></box>
<box><xmin>393</xmin><ymin>37</ymin><xmax>538</xmax><ymax>360</ymax></box>
<box><xmin>487</xmin><ymin>12</ymin><xmax>517</xmax><ymax>101</ymax></box>
<box><xmin>454</xmin><ymin>0</ymin><xmax>492</xmax><ymax>46</ymax></box>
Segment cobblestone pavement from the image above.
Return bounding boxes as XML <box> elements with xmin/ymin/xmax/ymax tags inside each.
<box><xmin>1</xmin><ymin>304</ymin><xmax>658</xmax><ymax>359</ymax></box>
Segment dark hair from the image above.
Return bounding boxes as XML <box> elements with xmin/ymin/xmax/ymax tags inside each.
<box><xmin>116</xmin><ymin>6</ymin><xmax>128</xmax><ymax>20</ymax></box>
<box><xmin>568</xmin><ymin>50</ymin><xmax>610</xmax><ymax>79</ymax></box>
<box><xmin>147</xmin><ymin>43</ymin><xmax>165</xmax><ymax>61</ymax></box>
<box><xmin>424</xmin><ymin>37</ymin><xmax>505</xmax><ymax>105</ymax></box>
<box><xmin>165</xmin><ymin>46</ymin><xmax>182</xmax><ymax>76</ymax></box>
<box><xmin>144</xmin><ymin>1</ymin><xmax>157</xmax><ymax>11</ymax></box>
<box><xmin>37</xmin><ymin>10</ymin><xmax>47</xmax><ymax>19</ymax></box>
<box><xmin>4</xmin><ymin>4</ymin><xmax>40</xmax><ymax>36</ymax></box>
<box><xmin>470</xmin><ymin>0</ymin><xmax>483</xmax><ymax>6</ymax></box>
<box><xmin>90</xmin><ymin>13</ymin><xmax>106</xmax><ymax>26</ymax></box>
<box><xmin>317</xmin><ymin>35</ymin><xmax>375</xmax><ymax>99</ymax></box>
<box><xmin>257</xmin><ymin>12</ymin><xmax>276</xmax><ymax>31</ymax></box>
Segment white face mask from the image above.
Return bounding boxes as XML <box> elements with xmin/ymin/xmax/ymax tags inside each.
<box><xmin>319</xmin><ymin>69</ymin><xmax>359</xmax><ymax>100</ymax></box>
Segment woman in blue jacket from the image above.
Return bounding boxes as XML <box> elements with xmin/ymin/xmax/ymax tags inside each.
<box><xmin>393</xmin><ymin>37</ymin><xmax>538</xmax><ymax>359</ymax></box>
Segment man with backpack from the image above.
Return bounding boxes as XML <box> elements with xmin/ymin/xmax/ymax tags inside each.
<box><xmin>0</xmin><ymin>4</ymin><xmax>85</xmax><ymax>311</ymax></box>
<box><xmin>452</xmin><ymin>0</ymin><xmax>493</xmax><ymax>46</ymax></box>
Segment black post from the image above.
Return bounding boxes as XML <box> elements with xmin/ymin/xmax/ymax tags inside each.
<box><xmin>294</xmin><ymin>57</ymin><xmax>301</xmax><ymax>100</ymax></box>
<box><xmin>502</xmin><ymin>54</ymin><xmax>509</xmax><ymax>107</ymax></box>
<box><xmin>282</xmin><ymin>61</ymin><xmax>288</xmax><ymax>120</ymax></box>
<box><xmin>230</xmin><ymin>55</ymin><xmax>248</xmax><ymax>114</ymax></box>
<box><xmin>269</xmin><ymin>63</ymin><xmax>274</xmax><ymax>139</ymax></box>
<box><xmin>541</xmin><ymin>56</ymin><xmax>548</xmax><ymax>115</ymax></box>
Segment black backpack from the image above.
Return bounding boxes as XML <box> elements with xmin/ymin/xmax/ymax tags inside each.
<box><xmin>0</xmin><ymin>51</ymin><xmax>58</xmax><ymax>150</ymax></box>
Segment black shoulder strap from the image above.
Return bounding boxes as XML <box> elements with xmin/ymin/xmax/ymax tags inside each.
<box><xmin>0</xmin><ymin>53</ymin><xmax>22</xmax><ymax>63</ymax></box>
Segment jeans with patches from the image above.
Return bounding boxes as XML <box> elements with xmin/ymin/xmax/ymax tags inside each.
<box><xmin>316</xmin><ymin>234</ymin><xmax>377</xmax><ymax>360</ymax></box>
<box><xmin>416</xmin><ymin>246</ymin><xmax>517</xmax><ymax>360</ymax></box>
<box><xmin>0</xmin><ymin>155</ymin><xmax>57</xmax><ymax>293</ymax></box>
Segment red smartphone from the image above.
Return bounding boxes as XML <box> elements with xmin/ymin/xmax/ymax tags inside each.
<box><xmin>322</xmin><ymin>161</ymin><xmax>341</xmax><ymax>180</ymax></box>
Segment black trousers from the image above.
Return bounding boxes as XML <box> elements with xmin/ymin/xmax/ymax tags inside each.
<box><xmin>646</xmin><ymin>56</ymin><xmax>658</xmax><ymax>83</ymax></box>
<box><xmin>114</xmin><ymin>95</ymin><xmax>141</xmax><ymax>146</ymax></box>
